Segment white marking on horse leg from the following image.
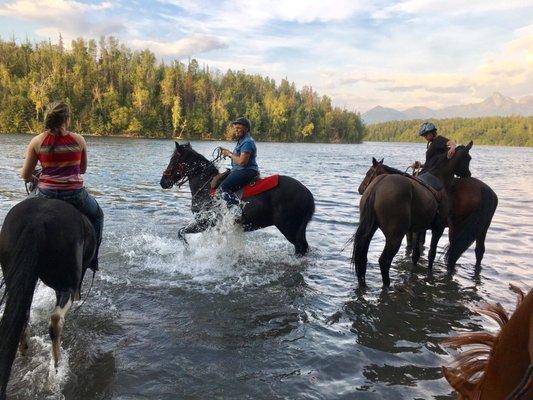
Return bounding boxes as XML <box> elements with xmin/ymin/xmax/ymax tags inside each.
<box><xmin>49</xmin><ymin>298</ymin><xmax>72</xmax><ymax>369</ymax></box>
<box><xmin>19</xmin><ymin>320</ymin><xmax>30</xmax><ymax>356</ymax></box>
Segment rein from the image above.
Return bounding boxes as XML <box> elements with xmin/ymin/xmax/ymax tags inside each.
<box><xmin>72</xmin><ymin>269</ymin><xmax>96</xmax><ymax>314</ymax></box>
<box><xmin>364</xmin><ymin>164</ymin><xmax>441</xmax><ymax>200</ymax></box>
<box><xmin>164</xmin><ymin>147</ymin><xmax>223</xmax><ymax>198</ymax></box>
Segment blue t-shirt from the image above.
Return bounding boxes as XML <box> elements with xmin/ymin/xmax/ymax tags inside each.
<box><xmin>232</xmin><ymin>133</ymin><xmax>258</xmax><ymax>171</ymax></box>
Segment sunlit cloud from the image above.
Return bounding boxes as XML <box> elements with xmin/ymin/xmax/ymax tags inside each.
<box><xmin>0</xmin><ymin>0</ymin><xmax>112</xmax><ymax>20</ymax></box>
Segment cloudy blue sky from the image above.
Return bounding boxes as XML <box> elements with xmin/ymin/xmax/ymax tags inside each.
<box><xmin>0</xmin><ymin>0</ymin><xmax>532</xmax><ymax>112</ymax></box>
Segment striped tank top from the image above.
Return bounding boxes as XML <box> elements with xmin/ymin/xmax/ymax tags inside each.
<box><xmin>37</xmin><ymin>132</ymin><xmax>84</xmax><ymax>190</ymax></box>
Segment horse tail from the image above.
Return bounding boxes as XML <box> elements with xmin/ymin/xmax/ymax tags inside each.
<box><xmin>445</xmin><ymin>184</ymin><xmax>498</xmax><ymax>268</ymax></box>
<box><xmin>0</xmin><ymin>227</ymin><xmax>41</xmax><ymax>398</ymax></box>
<box><xmin>351</xmin><ymin>188</ymin><xmax>377</xmax><ymax>274</ymax></box>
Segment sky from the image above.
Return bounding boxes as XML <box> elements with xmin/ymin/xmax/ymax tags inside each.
<box><xmin>0</xmin><ymin>0</ymin><xmax>532</xmax><ymax>113</ymax></box>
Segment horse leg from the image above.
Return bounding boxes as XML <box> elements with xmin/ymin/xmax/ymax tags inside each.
<box><xmin>353</xmin><ymin>225</ymin><xmax>378</xmax><ymax>287</ymax></box>
<box><xmin>411</xmin><ymin>232</ymin><xmax>421</xmax><ymax>266</ymax></box>
<box><xmin>405</xmin><ymin>232</ymin><xmax>413</xmax><ymax>255</ymax></box>
<box><xmin>378</xmin><ymin>235</ymin><xmax>403</xmax><ymax>287</ymax></box>
<box><xmin>18</xmin><ymin>309</ymin><xmax>30</xmax><ymax>356</ymax></box>
<box><xmin>49</xmin><ymin>291</ymin><xmax>72</xmax><ymax>369</ymax></box>
<box><xmin>276</xmin><ymin>221</ymin><xmax>303</xmax><ymax>256</ymax></box>
<box><xmin>178</xmin><ymin>220</ymin><xmax>208</xmax><ymax>246</ymax></box>
<box><xmin>428</xmin><ymin>226</ymin><xmax>444</xmax><ymax>269</ymax></box>
<box><xmin>294</xmin><ymin>211</ymin><xmax>312</xmax><ymax>256</ymax></box>
<box><xmin>474</xmin><ymin>231</ymin><xmax>487</xmax><ymax>270</ymax></box>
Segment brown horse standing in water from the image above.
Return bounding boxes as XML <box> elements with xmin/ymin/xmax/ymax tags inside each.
<box><xmin>442</xmin><ymin>285</ymin><xmax>533</xmax><ymax>399</ymax></box>
<box><xmin>351</xmin><ymin>143</ymin><xmax>473</xmax><ymax>287</ymax></box>
<box><xmin>358</xmin><ymin>158</ymin><xmax>498</xmax><ymax>270</ymax></box>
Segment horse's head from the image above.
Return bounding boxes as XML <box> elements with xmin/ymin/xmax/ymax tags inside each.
<box><xmin>160</xmin><ymin>142</ymin><xmax>193</xmax><ymax>189</ymax></box>
<box><xmin>358</xmin><ymin>157</ymin><xmax>384</xmax><ymax>194</ymax></box>
<box><xmin>451</xmin><ymin>141</ymin><xmax>472</xmax><ymax>178</ymax></box>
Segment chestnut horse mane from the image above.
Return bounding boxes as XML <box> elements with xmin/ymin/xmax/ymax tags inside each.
<box><xmin>441</xmin><ymin>284</ymin><xmax>526</xmax><ymax>398</ymax></box>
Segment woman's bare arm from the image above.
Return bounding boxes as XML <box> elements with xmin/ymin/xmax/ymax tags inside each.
<box><xmin>20</xmin><ymin>138</ymin><xmax>39</xmax><ymax>182</ymax></box>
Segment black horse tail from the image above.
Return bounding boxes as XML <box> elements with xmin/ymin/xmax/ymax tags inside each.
<box><xmin>0</xmin><ymin>227</ymin><xmax>40</xmax><ymax>399</ymax></box>
<box><xmin>351</xmin><ymin>188</ymin><xmax>377</xmax><ymax>275</ymax></box>
<box><xmin>445</xmin><ymin>185</ymin><xmax>498</xmax><ymax>268</ymax></box>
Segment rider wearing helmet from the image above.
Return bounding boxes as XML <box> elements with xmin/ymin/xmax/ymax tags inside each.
<box><xmin>218</xmin><ymin>117</ymin><xmax>259</xmax><ymax>206</ymax></box>
<box><xmin>413</xmin><ymin>122</ymin><xmax>457</xmax><ymax>172</ymax></box>
<box><xmin>20</xmin><ymin>101</ymin><xmax>104</xmax><ymax>271</ymax></box>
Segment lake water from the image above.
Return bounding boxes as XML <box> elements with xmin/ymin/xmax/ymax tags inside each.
<box><xmin>0</xmin><ymin>134</ymin><xmax>532</xmax><ymax>399</ymax></box>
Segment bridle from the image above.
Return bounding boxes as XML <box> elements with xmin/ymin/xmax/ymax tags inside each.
<box><xmin>162</xmin><ymin>160</ymin><xmax>187</xmax><ymax>188</ymax></box>
<box><xmin>162</xmin><ymin>147</ymin><xmax>224</xmax><ymax>198</ymax></box>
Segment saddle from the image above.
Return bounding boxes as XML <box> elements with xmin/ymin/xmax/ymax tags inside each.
<box><xmin>209</xmin><ymin>170</ymin><xmax>279</xmax><ymax>200</ymax></box>
<box><xmin>404</xmin><ymin>172</ymin><xmax>444</xmax><ymax>202</ymax></box>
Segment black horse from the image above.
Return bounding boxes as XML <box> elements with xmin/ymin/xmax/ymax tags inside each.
<box><xmin>160</xmin><ymin>142</ymin><xmax>315</xmax><ymax>255</ymax></box>
<box><xmin>351</xmin><ymin>142</ymin><xmax>473</xmax><ymax>287</ymax></box>
<box><xmin>0</xmin><ymin>198</ymin><xmax>96</xmax><ymax>399</ymax></box>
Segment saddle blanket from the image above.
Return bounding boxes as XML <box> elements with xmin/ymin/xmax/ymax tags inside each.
<box><xmin>210</xmin><ymin>174</ymin><xmax>279</xmax><ymax>199</ymax></box>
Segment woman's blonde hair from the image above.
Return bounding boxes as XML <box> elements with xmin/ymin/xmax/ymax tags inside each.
<box><xmin>44</xmin><ymin>101</ymin><xmax>70</xmax><ymax>135</ymax></box>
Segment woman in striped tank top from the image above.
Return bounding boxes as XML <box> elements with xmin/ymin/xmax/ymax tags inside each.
<box><xmin>20</xmin><ymin>101</ymin><xmax>103</xmax><ymax>271</ymax></box>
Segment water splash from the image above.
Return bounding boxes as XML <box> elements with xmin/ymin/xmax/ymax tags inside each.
<box><xmin>114</xmin><ymin>200</ymin><xmax>304</xmax><ymax>294</ymax></box>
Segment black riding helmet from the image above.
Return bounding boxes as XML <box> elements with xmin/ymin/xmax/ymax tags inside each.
<box><xmin>418</xmin><ymin>122</ymin><xmax>437</xmax><ymax>136</ymax></box>
<box><xmin>232</xmin><ymin>117</ymin><xmax>251</xmax><ymax>132</ymax></box>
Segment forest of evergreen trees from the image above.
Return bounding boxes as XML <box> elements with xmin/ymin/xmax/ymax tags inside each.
<box><xmin>364</xmin><ymin>116</ymin><xmax>533</xmax><ymax>147</ymax></box>
<box><xmin>0</xmin><ymin>36</ymin><xmax>364</xmax><ymax>143</ymax></box>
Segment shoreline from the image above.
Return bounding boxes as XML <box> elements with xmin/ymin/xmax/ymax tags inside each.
<box><xmin>1</xmin><ymin>132</ymin><xmax>531</xmax><ymax>147</ymax></box>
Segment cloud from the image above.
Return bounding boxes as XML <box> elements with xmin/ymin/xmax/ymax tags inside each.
<box><xmin>161</xmin><ymin>0</ymin><xmax>372</xmax><ymax>26</ymax></box>
<box><xmin>0</xmin><ymin>0</ymin><xmax>122</xmax><ymax>43</ymax></box>
<box><xmin>382</xmin><ymin>0</ymin><xmax>531</xmax><ymax>17</ymax></box>
<box><xmin>0</xmin><ymin>0</ymin><xmax>112</xmax><ymax>21</ymax></box>
<box><xmin>129</xmin><ymin>35</ymin><xmax>227</xmax><ymax>57</ymax></box>
<box><xmin>1</xmin><ymin>1</ymin><xmax>531</xmax><ymax>112</ymax></box>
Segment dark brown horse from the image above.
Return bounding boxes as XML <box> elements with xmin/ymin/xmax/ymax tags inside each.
<box><xmin>442</xmin><ymin>285</ymin><xmax>532</xmax><ymax>399</ymax></box>
<box><xmin>351</xmin><ymin>143</ymin><xmax>473</xmax><ymax>287</ymax></box>
<box><xmin>358</xmin><ymin>157</ymin><xmax>498</xmax><ymax>269</ymax></box>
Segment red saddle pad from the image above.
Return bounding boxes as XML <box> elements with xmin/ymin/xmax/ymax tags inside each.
<box><xmin>210</xmin><ymin>174</ymin><xmax>280</xmax><ymax>199</ymax></box>
<box><xmin>242</xmin><ymin>175</ymin><xmax>279</xmax><ymax>199</ymax></box>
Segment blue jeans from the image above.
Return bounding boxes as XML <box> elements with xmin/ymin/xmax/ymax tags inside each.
<box><xmin>33</xmin><ymin>187</ymin><xmax>103</xmax><ymax>269</ymax></box>
<box><xmin>218</xmin><ymin>169</ymin><xmax>258</xmax><ymax>206</ymax></box>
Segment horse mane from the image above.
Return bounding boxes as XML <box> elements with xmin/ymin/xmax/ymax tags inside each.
<box><xmin>442</xmin><ymin>284</ymin><xmax>526</xmax><ymax>397</ymax></box>
<box><xmin>381</xmin><ymin>164</ymin><xmax>406</xmax><ymax>175</ymax></box>
<box><xmin>180</xmin><ymin>144</ymin><xmax>219</xmax><ymax>175</ymax></box>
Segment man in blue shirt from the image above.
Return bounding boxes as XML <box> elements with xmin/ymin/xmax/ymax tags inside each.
<box><xmin>219</xmin><ymin>117</ymin><xmax>259</xmax><ymax>206</ymax></box>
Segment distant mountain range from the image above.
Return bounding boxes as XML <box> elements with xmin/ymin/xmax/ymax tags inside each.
<box><xmin>362</xmin><ymin>93</ymin><xmax>533</xmax><ymax>124</ymax></box>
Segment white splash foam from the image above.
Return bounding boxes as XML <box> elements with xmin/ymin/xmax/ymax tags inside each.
<box><xmin>10</xmin><ymin>335</ymin><xmax>70</xmax><ymax>400</ymax></box>
<box><xmin>116</xmin><ymin>201</ymin><xmax>304</xmax><ymax>294</ymax></box>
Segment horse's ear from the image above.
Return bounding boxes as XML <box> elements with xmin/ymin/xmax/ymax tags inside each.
<box><xmin>372</xmin><ymin>157</ymin><xmax>377</xmax><ymax>166</ymax></box>
<box><xmin>466</xmin><ymin>141</ymin><xmax>473</xmax><ymax>151</ymax></box>
<box><xmin>184</xmin><ymin>142</ymin><xmax>191</xmax><ymax>148</ymax></box>
<box><xmin>175</xmin><ymin>141</ymin><xmax>180</xmax><ymax>149</ymax></box>
<box><xmin>442</xmin><ymin>367</ymin><xmax>476</xmax><ymax>398</ymax></box>
<box><xmin>379</xmin><ymin>158</ymin><xmax>384</xmax><ymax>164</ymax></box>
